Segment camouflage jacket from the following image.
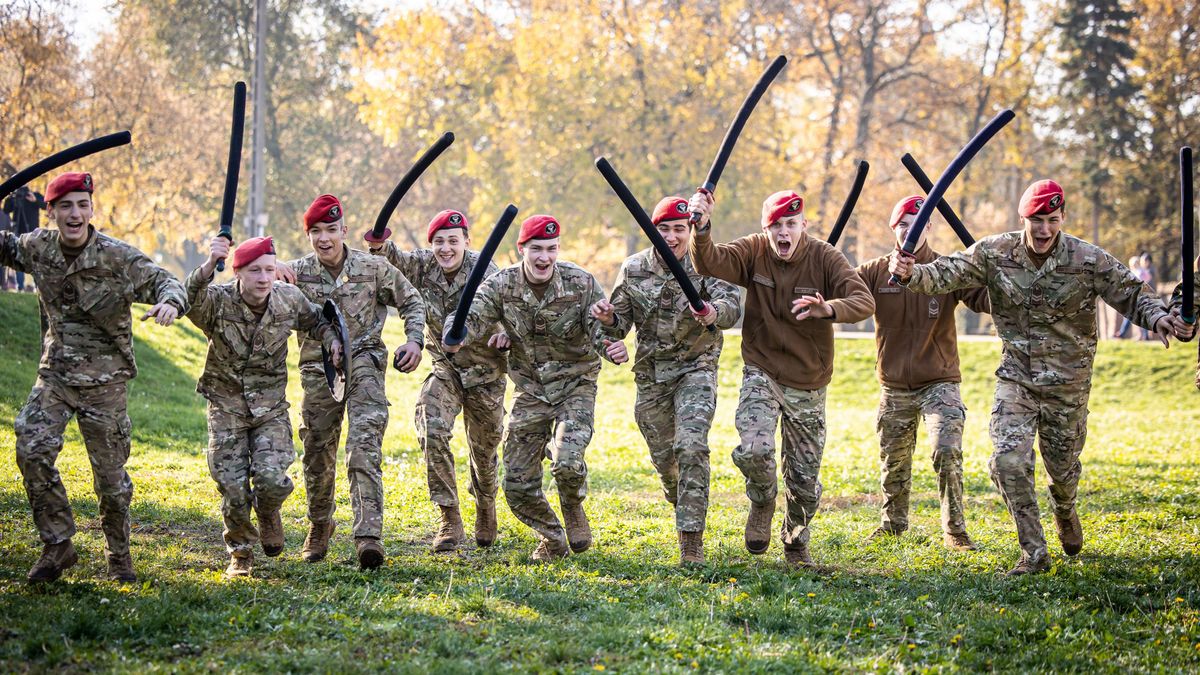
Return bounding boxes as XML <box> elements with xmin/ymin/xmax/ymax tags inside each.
<box><xmin>605</xmin><ymin>248</ymin><xmax>741</xmax><ymax>383</ymax></box>
<box><xmin>372</xmin><ymin>242</ymin><xmax>507</xmax><ymax>388</ymax></box>
<box><xmin>905</xmin><ymin>231</ymin><xmax>1168</xmax><ymax>387</ymax></box>
<box><xmin>448</xmin><ymin>262</ymin><xmax>612</xmax><ymax>405</ymax></box>
<box><xmin>185</xmin><ymin>267</ymin><xmax>333</xmax><ymax>419</ymax></box>
<box><xmin>286</xmin><ymin>245</ymin><xmax>425</xmax><ymax>372</ymax></box>
<box><xmin>0</xmin><ymin>226</ymin><xmax>187</xmax><ymax>386</ymax></box>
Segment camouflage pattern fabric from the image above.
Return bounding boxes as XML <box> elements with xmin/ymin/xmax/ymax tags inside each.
<box><xmin>989</xmin><ymin>379</ymin><xmax>1088</xmax><ymax>560</ymax></box>
<box><xmin>372</xmin><ymin>243</ymin><xmax>507</xmax><ymax>388</ymax></box>
<box><xmin>205</xmin><ymin>407</ymin><xmax>296</xmax><ymax>553</ymax></box>
<box><xmin>299</xmin><ymin>361</ymin><xmax>389</xmax><ymax>539</ymax></box>
<box><xmin>876</xmin><ymin>382</ymin><xmax>968</xmax><ymax>535</ymax></box>
<box><xmin>732</xmin><ymin>364</ymin><xmax>827</xmax><ymax>547</ymax></box>
<box><xmin>605</xmin><ymin>248</ymin><xmax>740</xmax><ymax>384</ymax></box>
<box><xmin>14</xmin><ymin>377</ymin><xmax>132</xmax><ymax>556</ymax></box>
<box><xmin>416</xmin><ymin>369</ymin><xmax>505</xmax><ymax>508</ymax></box>
<box><xmin>447</xmin><ymin>262</ymin><xmax>614</xmax><ymax>406</ymax></box>
<box><xmin>1169</xmin><ymin>279</ymin><xmax>1200</xmax><ymax>389</ymax></box>
<box><xmin>0</xmin><ymin>226</ymin><xmax>187</xmax><ymax>386</ymax></box>
<box><xmin>633</xmin><ymin>368</ymin><xmax>718</xmax><ymax>532</ymax></box>
<box><xmin>501</xmin><ymin>380</ymin><xmax>597</xmax><ymax>547</ymax></box>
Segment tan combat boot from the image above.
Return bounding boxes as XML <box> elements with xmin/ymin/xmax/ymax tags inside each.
<box><xmin>531</xmin><ymin>538</ymin><xmax>570</xmax><ymax>563</ymax></box>
<box><xmin>561</xmin><ymin>502</ymin><xmax>592</xmax><ymax>553</ymax></box>
<box><xmin>301</xmin><ymin>521</ymin><xmax>335</xmax><ymax>563</ymax></box>
<box><xmin>744</xmin><ymin>501</ymin><xmax>774</xmax><ymax>555</ymax></box>
<box><xmin>943</xmin><ymin>532</ymin><xmax>977</xmax><ymax>551</ymax></box>
<box><xmin>355</xmin><ymin>537</ymin><xmax>385</xmax><ymax>570</ymax></box>
<box><xmin>258</xmin><ymin>507</ymin><xmax>285</xmax><ymax>558</ymax></box>
<box><xmin>432</xmin><ymin>505</ymin><xmax>465</xmax><ymax>553</ymax></box>
<box><xmin>474</xmin><ymin>500</ymin><xmax>497</xmax><ymax>548</ymax></box>
<box><xmin>868</xmin><ymin>526</ymin><xmax>902</xmax><ymax>542</ymax></box>
<box><xmin>27</xmin><ymin>540</ymin><xmax>79</xmax><ymax>583</ymax></box>
<box><xmin>107</xmin><ymin>553</ymin><xmax>137</xmax><ymax>583</ymax></box>
<box><xmin>1004</xmin><ymin>552</ymin><xmax>1050</xmax><ymax>576</ymax></box>
<box><xmin>679</xmin><ymin>530</ymin><xmax>704</xmax><ymax>566</ymax></box>
<box><xmin>226</xmin><ymin>551</ymin><xmax>253</xmax><ymax>578</ymax></box>
<box><xmin>1054</xmin><ymin>509</ymin><xmax>1083</xmax><ymax>556</ymax></box>
<box><xmin>783</xmin><ymin>541</ymin><xmax>813</xmax><ymax>567</ymax></box>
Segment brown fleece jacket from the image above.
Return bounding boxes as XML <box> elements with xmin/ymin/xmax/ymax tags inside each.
<box><xmin>857</xmin><ymin>244</ymin><xmax>991</xmax><ymax>390</ymax></box>
<box><xmin>691</xmin><ymin>229</ymin><xmax>874</xmax><ymax>390</ymax></box>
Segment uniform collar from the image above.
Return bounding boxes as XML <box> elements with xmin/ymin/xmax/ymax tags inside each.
<box><xmin>59</xmin><ymin>226</ymin><xmax>101</xmax><ymax>275</ymax></box>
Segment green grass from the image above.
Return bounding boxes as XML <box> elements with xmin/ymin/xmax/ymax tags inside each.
<box><xmin>1</xmin><ymin>290</ymin><xmax>1199</xmax><ymax>672</ymax></box>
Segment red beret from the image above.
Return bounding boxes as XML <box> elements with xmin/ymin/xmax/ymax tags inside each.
<box><xmin>761</xmin><ymin>190</ymin><xmax>804</xmax><ymax>228</ymax></box>
<box><xmin>232</xmin><ymin>236</ymin><xmax>275</xmax><ymax>270</ymax></box>
<box><xmin>1018</xmin><ymin>180</ymin><xmax>1065</xmax><ymax>217</ymax></box>
<box><xmin>889</xmin><ymin>195</ymin><xmax>925</xmax><ymax>228</ymax></box>
<box><xmin>651</xmin><ymin>197</ymin><xmax>691</xmax><ymax>226</ymax></box>
<box><xmin>517</xmin><ymin>215</ymin><xmax>561</xmax><ymax>245</ymax></box>
<box><xmin>304</xmin><ymin>194</ymin><xmax>343</xmax><ymax>231</ymax></box>
<box><xmin>45</xmin><ymin>172</ymin><xmax>93</xmax><ymax>205</ymax></box>
<box><xmin>427</xmin><ymin>209</ymin><xmax>468</xmax><ymax>242</ymax></box>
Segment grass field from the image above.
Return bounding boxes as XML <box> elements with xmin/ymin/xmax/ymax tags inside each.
<box><xmin>1</xmin><ymin>290</ymin><xmax>1199</xmax><ymax>672</ymax></box>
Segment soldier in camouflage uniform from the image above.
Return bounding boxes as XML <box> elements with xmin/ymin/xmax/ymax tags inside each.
<box><xmin>278</xmin><ymin>194</ymin><xmax>426</xmax><ymax>569</ymax></box>
<box><xmin>0</xmin><ymin>172</ymin><xmax>187</xmax><ymax>583</ymax></box>
<box><xmin>589</xmin><ymin>196</ymin><xmax>741</xmax><ymax>565</ymax></box>
<box><xmin>186</xmin><ymin>235</ymin><xmax>340</xmax><ymax>577</ymax></box>
<box><xmin>857</xmin><ymin>196</ymin><xmax>990</xmax><ymax>551</ymax></box>
<box><xmin>365</xmin><ymin>209</ymin><xmax>509</xmax><ymax>553</ymax></box>
<box><xmin>445</xmin><ymin>215</ymin><xmax>628</xmax><ymax>562</ymax></box>
<box><xmin>889</xmin><ymin>180</ymin><xmax>1186</xmax><ymax>575</ymax></box>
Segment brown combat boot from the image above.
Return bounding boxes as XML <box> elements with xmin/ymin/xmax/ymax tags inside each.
<box><xmin>355</xmin><ymin>537</ymin><xmax>385</xmax><ymax>570</ymax></box>
<box><xmin>561</xmin><ymin>502</ymin><xmax>592</xmax><ymax>553</ymax></box>
<box><xmin>225</xmin><ymin>551</ymin><xmax>253</xmax><ymax>578</ymax></box>
<box><xmin>679</xmin><ymin>530</ymin><xmax>704</xmax><ymax>566</ymax></box>
<box><xmin>744</xmin><ymin>501</ymin><xmax>774</xmax><ymax>555</ymax></box>
<box><xmin>301</xmin><ymin>521</ymin><xmax>335</xmax><ymax>563</ymax></box>
<box><xmin>1054</xmin><ymin>509</ymin><xmax>1083</xmax><ymax>556</ymax></box>
<box><xmin>943</xmin><ymin>532</ymin><xmax>977</xmax><ymax>551</ymax></box>
<box><xmin>27</xmin><ymin>540</ymin><xmax>79</xmax><ymax>583</ymax></box>
<box><xmin>1004</xmin><ymin>552</ymin><xmax>1050</xmax><ymax>576</ymax></box>
<box><xmin>868</xmin><ymin>526</ymin><xmax>903</xmax><ymax>542</ymax></box>
<box><xmin>107</xmin><ymin>553</ymin><xmax>137</xmax><ymax>583</ymax></box>
<box><xmin>531</xmin><ymin>538</ymin><xmax>570</xmax><ymax>563</ymax></box>
<box><xmin>257</xmin><ymin>507</ymin><xmax>284</xmax><ymax>557</ymax></box>
<box><xmin>474</xmin><ymin>500</ymin><xmax>497</xmax><ymax>548</ymax></box>
<box><xmin>432</xmin><ymin>505</ymin><xmax>465</xmax><ymax>553</ymax></box>
<box><xmin>783</xmin><ymin>541</ymin><xmax>814</xmax><ymax>567</ymax></box>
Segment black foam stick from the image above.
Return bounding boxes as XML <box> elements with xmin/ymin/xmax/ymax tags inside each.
<box><xmin>0</xmin><ymin>131</ymin><xmax>131</xmax><ymax>202</ymax></box>
<box><xmin>826</xmin><ymin>159</ymin><xmax>870</xmax><ymax>246</ymax></box>
<box><xmin>443</xmin><ymin>204</ymin><xmax>519</xmax><ymax>346</ymax></box>
<box><xmin>1182</xmin><ymin>146</ymin><xmax>1195</xmax><ymax>324</ymax></box>
<box><xmin>368</xmin><ymin>132</ymin><xmax>455</xmax><ymax>241</ymax></box>
<box><xmin>689</xmin><ymin>55</ymin><xmax>788</xmax><ymax>226</ymax></box>
<box><xmin>890</xmin><ymin>109</ymin><xmax>1016</xmax><ymax>286</ymax></box>
<box><xmin>215</xmin><ymin>81</ymin><xmax>247</xmax><ymax>273</ymax></box>
<box><xmin>901</xmin><ymin>153</ymin><xmax>975</xmax><ymax>247</ymax></box>
<box><xmin>595</xmin><ymin>157</ymin><xmax>716</xmax><ymax>333</ymax></box>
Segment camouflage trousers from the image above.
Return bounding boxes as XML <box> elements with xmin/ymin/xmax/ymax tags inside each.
<box><xmin>299</xmin><ymin>354</ymin><xmax>389</xmax><ymax>539</ymax></box>
<box><xmin>14</xmin><ymin>376</ymin><xmax>133</xmax><ymax>556</ymax></box>
<box><xmin>502</xmin><ymin>380</ymin><xmax>597</xmax><ymax>547</ymax></box>
<box><xmin>206</xmin><ymin>406</ymin><xmax>295</xmax><ymax>553</ymax></box>
<box><xmin>989</xmin><ymin>378</ymin><xmax>1090</xmax><ymax>559</ymax></box>
<box><xmin>634</xmin><ymin>368</ymin><xmax>717</xmax><ymax>533</ymax></box>
<box><xmin>732</xmin><ymin>365</ymin><xmax>826</xmax><ymax>547</ymax></box>
<box><xmin>415</xmin><ymin>366</ymin><xmax>505</xmax><ymax>508</ymax></box>
<box><xmin>876</xmin><ymin>382</ymin><xmax>968</xmax><ymax>535</ymax></box>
